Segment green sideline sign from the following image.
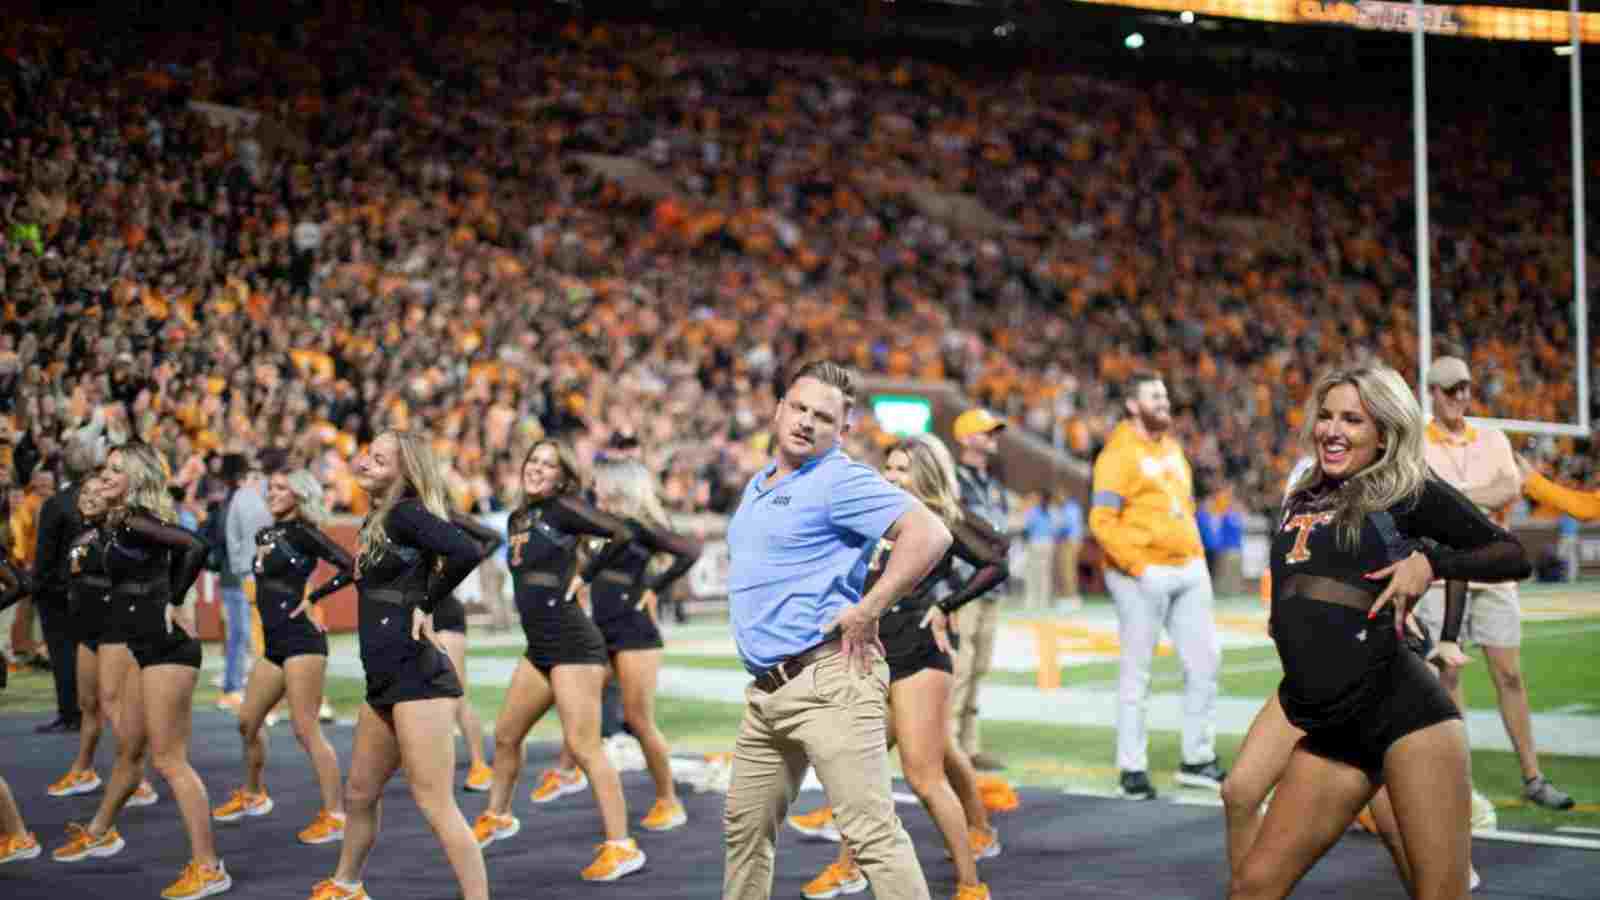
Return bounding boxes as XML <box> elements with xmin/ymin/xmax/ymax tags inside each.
<box><xmin>871</xmin><ymin>395</ymin><xmax>933</xmax><ymax>436</ymax></box>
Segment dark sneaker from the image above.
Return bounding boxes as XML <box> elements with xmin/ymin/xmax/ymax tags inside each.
<box><xmin>1175</xmin><ymin>759</ymin><xmax>1227</xmax><ymax>792</ymax></box>
<box><xmin>1119</xmin><ymin>770</ymin><xmax>1157</xmax><ymax>800</ymax></box>
<box><xmin>1525</xmin><ymin>776</ymin><xmax>1575</xmax><ymax>810</ymax></box>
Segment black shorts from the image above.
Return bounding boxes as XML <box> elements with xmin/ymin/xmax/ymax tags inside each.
<box><xmin>522</xmin><ymin>599</ymin><xmax>608</xmax><ymax>674</ymax></box>
<box><xmin>433</xmin><ymin>594</ymin><xmax>467</xmax><ymax>635</ymax></box>
<box><xmin>1298</xmin><ymin>651</ymin><xmax>1461</xmax><ymax>782</ymax></box>
<box><xmin>363</xmin><ymin>640</ymin><xmax>463</xmax><ymax>708</ymax></box>
<box><xmin>264</xmin><ymin>620</ymin><xmax>329</xmax><ymax>668</ymax></box>
<box><xmin>596</xmin><ymin>607</ymin><xmax>664</xmax><ymax>654</ymax></box>
<box><xmin>881</xmin><ymin>606</ymin><xmax>956</xmax><ymax>683</ymax></box>
<box><xmin>69</xmin><ymin>593</ymin><xmax>109</xmax><ymax>649</ymax></box>
<box><xmin>129</xmin><ymin>625</ymin><xmax>203</xmax><ymax>670</ymax></box>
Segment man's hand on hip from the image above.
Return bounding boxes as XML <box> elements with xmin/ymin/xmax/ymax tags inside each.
<box><xmin>824</xmin><ymin>604</ymin><xmax>883</xmax><ymax>676</ymax></box>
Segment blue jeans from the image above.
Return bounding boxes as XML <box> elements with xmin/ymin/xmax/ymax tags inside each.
<box><xmin>220</xmin><ymin>585</ymin><xmax>253</xmax><ymax>694</ymax></box>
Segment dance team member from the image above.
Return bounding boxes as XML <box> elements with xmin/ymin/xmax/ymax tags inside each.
<box><xmin>1</xmin><ymin>560</ymin><xmax>41</xmax><ymax>865</ymax></box>
<box><xmin>442</xmin><ymin>512</ymin><xmax>503</xmax><ymax>793</ymax></box>
<box><xmin>308</xmin><ymin>431</ymin><xmax>491</xmax><ymax>900</ymax></box>
<box><xmin>470</xmin><ymin>440</ymin><xmax>646</xmax><ymax>883</ymax></box>
<box><xmin>585</xmin><ymin>458</ymin><xmax>701</xmax><ymax>832</ymax></box>
<box><xmin>212</xmin><ymin>470</ymin><xmax>353</xmax><ymax>846</ymax></box>
<box><xmin>51</xmin><ymin>443</ymin><xmax>227</xmax><ymax>899</ymax></box>
<box><xmin>47</xmin><ymin>472</ymin><xmax>110</xmax><ymax>798</ymax></box>
<box><xmin>1230</xmin><ymin>365</ymin><xmax>1529</xmax><ymax>900</ymax></box>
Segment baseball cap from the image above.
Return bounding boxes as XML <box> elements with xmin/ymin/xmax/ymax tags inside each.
<box><xmin>953</xmin><ymin>409</ymin><xmax>1007</xmax><ymax>441</ymax></box>
<box><xmin>1427</xmin><ymin>356</ymin><xmax>1472</xmax><ymax>389</ymax></box>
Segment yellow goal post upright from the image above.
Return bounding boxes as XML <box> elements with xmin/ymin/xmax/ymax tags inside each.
<box><xmin>1415</xmin><ymin>0</ymin><xmax>1590</xmax><ymax>439</ymax></box>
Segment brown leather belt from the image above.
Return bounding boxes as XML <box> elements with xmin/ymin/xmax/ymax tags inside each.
<box><xmin>752</xmin><ymin>639</ymin><xmax>841</xmax><ymax>694</ymax></box>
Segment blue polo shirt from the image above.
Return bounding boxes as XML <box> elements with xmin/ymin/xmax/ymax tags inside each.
<box><xmin>727</xmin><ymin>446</ymin><xmax>910</xmax><ymax>674</ymax></box>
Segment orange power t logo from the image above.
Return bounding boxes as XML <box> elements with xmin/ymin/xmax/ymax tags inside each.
<box><xmin>1283</xmin><ymin>511</ymin><xmax>1336</xmax><ymax>564</ymax></box>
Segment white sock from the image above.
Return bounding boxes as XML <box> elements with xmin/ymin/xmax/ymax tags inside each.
<box><xmin>334</xmin><ymin>878</ymin><xmax>362</xmax><ymax>890</ymax></box>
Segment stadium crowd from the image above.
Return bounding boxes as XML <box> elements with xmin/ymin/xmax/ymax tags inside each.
<box><xmin>1</xmin><ymin>3</ymin><xmax>1595</xmax><ymax>532</ymax></box>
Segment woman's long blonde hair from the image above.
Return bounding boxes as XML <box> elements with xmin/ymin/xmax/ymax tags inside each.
<box><xmin>284</xmin><ymin>469</ymin><xmax>331</xmax><ymax>526</ymax></box>
<box><xmin>887</xmin><ymin>434</ymin><xmax>965</xmax><ymax>528</ymax></box>
<box><xmin>107</xmin><ymin>442</ymin><xmax>176</xmax><ymax>524</ymax></box>
<box><xmin>593</xmin><ymin>458</ymin><xmax>669</xmax><ymax>531</ymax></box>
<box><xmin>1286</xmin><ymin>364</ymin><xmax>1429</xmax><ymax>548</ymax></box>
<box><xmin>358</xmin><ymin>431</ymin><xmax>453</xmax><ymax>562</ymax></box>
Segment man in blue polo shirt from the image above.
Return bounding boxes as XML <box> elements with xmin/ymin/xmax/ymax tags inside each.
<box><xmin>722</xmin><ymin>361</ymin><xmax>953</xmax><ymax>900</ymax></box>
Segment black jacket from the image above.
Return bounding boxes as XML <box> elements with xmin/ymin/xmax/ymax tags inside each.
<box><xmin>31</xmin><ymin>483</ymin><xmax>82</xmax><ymax>604</ymax></box>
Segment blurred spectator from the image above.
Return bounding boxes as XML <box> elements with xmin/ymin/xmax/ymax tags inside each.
<box><xmin>1050</xmin><ymin>488</ymin><xmax>1084</xmax><ymax>611</ymax></box>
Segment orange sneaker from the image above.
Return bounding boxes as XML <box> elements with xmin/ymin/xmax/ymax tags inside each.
<box><xmin>161</xmin><ymin>859</ymin><xmax>232</xmax><ymax>899</ymax></box>
<box><xmin>52</xmin><ymin>823</ymin><xmax>125</xmax><ymax>862</ymax></box>
<box><xmin>528</xmin><ymin>767</ymin><xmax>587</xmax><ymax>804</ymax></box>
<box><xmin>580</xmin><ymin>838</ymin><xmax>645</xmax><ymax>882</ymax></box>
<box><xmin>639</xmin><ymin>798</ymin><xmax>687</xmax><ymax>832</ymax></box>
<box><xmin>801</xmin><ymin>860</ymin><xmax>868</xmax><ymax>899</ymax></box>
<box><xmin>0</xmin><ymin>831</ymin><xmax>41</xmax><ymax>864</ymax></box>
<box><xmin>787</xmin><ymin>806</ymin><xmax>841</xmax><ymax>842</ymax></box>
<box><xmin>309</xmin><ymin>879</ymin><xmax>369</xmax><ymax>899</ymax></box>
<box><xmin>977</xmin><ymin>775</ymin><xmax>1019</xmax><ymax>813</ymax></box>
<box><xmin>970</xmin><ymin>824</ymin><xmax>1001</xmax><ymax>860</ymax></box>
<box><xmin>215</xmin><ymin>693</ymin><xmax>244</xmax><ymax>713</ymax></box>
<box><xmin>464</xmin><ymin>761</ymin><xmax>493</xmax><ymax>793</ymax></box>
<box><xmin>1353</xmin><ymin>806</ymin><xmax>1379</xmax><ymax>834</ymax></box>
<box><xmin>472</xmin><ymin>812</ymin><xmax>520</xmax><ymax>849</ymax></box>
<box><xmin>954</xmin><ymin>883</ymin><xmax>992</xmax><ymax>900</ymax></box>
<box><xmin>128</xmin><ymin>781</ymin><xmax>159</xmax><ymax>808</ymax></box>
<box><xmin>298</xmin><ymin>811</ymin><xmax>346</xmax><ymax>846</ymax></box>
<box><xmin>213</xmin><ymin>788</ymin><xmax>274</xmax><ymax>823</ymax></box>
<box><xmin>47</xmin><ymin>769</ymin><xmax>102</xmax><ymax>798</ymax></box>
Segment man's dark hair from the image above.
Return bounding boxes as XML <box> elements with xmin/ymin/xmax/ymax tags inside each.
<box><xmin>1122</xmin><ymin>371</ymin><xmax>1163</xmax><ymax>404</ymax></box>
<box><xmin>257</xmin><ymin>448</ymin><xmax>290</xmax><ymax>476</ymax></box>
<box><xmin>220</xmin><ymin>453</ymin><xmax>248</xmax><ymax>485</ymax></box>
<box><xmin>786</xmin><ymin>360</ymin><xmax>857</xmax><ymax>411</ymax></box>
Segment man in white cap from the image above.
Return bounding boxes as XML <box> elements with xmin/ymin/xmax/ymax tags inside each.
<box><xmin>1418</xmin><ymin>355</ymin><xmax>1574</xmax><ymax>813</ymax></box>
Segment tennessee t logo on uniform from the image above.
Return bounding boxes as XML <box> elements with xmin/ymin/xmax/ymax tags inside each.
<box><xmin>1282</xmin><ymin>511</ymin><xmax>1336</xmax><ymax>565</ymax></box>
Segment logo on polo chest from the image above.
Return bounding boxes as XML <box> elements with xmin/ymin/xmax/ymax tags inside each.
<box><xmin>771</xmin><ymin>495</ymin><xmax>792</xmax><ymax>506</ymax></box>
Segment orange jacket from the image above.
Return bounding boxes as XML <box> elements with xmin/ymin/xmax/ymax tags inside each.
<box><xmin>1089</xmin><ymin>421</ymin><xmax>1204</xmax><ymax>576</ymax></box>
<box><xmin>1524</xmin><ymin>470</ymin><xmax>1600</xmax><ymax>522</ymax></box>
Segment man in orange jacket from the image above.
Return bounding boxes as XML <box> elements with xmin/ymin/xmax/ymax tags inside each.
<box><xmin>1089</xmin><ymin>372</ymin><xmax>1224</xmax><ymax>801</ymax></box>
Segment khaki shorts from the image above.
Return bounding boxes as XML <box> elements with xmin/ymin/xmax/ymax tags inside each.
<box><xmin>1416</xmin><ymin>582</ymin><xmax>1521</xmax><ymax>649</ymax></box>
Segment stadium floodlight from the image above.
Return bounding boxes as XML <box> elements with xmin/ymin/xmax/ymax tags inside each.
<box><xmin>1124</xmin><ymin>32</ymin><xmax>1146</xmax><ymax>48</ymax></box>
<box><xmin>1179</xmin><ymin>10</ymin><xmax>1195</xmax><ymax>24</ymax></box>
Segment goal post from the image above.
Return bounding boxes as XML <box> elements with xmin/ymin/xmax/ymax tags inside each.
<box><xmin>1416</xmin><ymin>0</ymin><xmax>1591</xmax><ymax>439</ymax></box>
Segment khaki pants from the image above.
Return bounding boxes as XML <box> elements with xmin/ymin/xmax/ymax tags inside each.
<box><xmin>1024</xmin><ymin>541</ymin><xmax>1056</xmax><ymax>609</ymax></box>
<box><xmin>951</xmin><ymin>597</ymin><xmax>1001</xmax><ymax>757</ymax></box>
<box><xmin>723</xmin><ymin>651</ymin><xmax>928</xmax><ymax>900</ymax></box>
<box><xmin>1213</xmin><ymin>550</ymin><xmax>1243</xmax><ymax>599</ymax></box>
<box><xmin>1057</xmin><ymin>539</ymin><xmax>1082</xmax><ymax>601</ymax></box>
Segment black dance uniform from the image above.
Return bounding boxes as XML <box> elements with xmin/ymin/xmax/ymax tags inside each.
<box><xmin>67</xmin><ymin>525</ymin><xmax>113</xmax><ymax>652</ymax></box>
<box><xmin>353</xmin><ymin>499</ymin><xmax>483</xmax><ymax>708</ymax></box>
<box><xmin>0</xmin><ymin>557</ymin><xmax>29</xmax><ymax>613</ymax></box>
<box><xmin>866</xmin><ymin>514</ymin><xmax>1009</xmax><ymax>683</ymax></box>
<box><xmin>253</xmin><ymin>520</ymin><xmax>355</xmax><ymax>667</ymax></box>
<box><xmin>1</xmin><ymin>557</ymin><xmax>27</xmax><ymax>688</ymax></box>
<box><xmin>426</xmin><ymin>515</ymin><xmax>504</xmax><ymax>636</ymax></box>
<box><xmin>102</xmin><ymin>509</ymin><xmax>210</xmax><ymax>670</ymax></box>
<box><xmin>588</xmin><ymin>518</ymin><xmax>700</xmax><ymax>654</ymax></box>
<box><xmin>506</xmin><ymin>495</ymin><xmax>632</xmax><ymax>675</ymax></box>
<box><xmin>1270</xmin><ymin>477</ymin><xmax>1530</xmax><ymax>779</ymax></box>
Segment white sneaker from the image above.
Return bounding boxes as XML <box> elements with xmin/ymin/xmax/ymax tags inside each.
<box><xmin>1469</xmin><ymin>789</ymin><xmax>1497</xmax><ymax>831</ymax></box>
<box><xmin>1470</xmin><ymin>866</ymin><xmax>1482</xmax><ymax>892</ymax></box>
